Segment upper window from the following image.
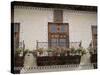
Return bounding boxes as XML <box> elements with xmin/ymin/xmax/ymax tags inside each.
<box><xmin>54</xmin><ymin>10</ymin><xmax>63</xmax><ymax>23</ymax></box>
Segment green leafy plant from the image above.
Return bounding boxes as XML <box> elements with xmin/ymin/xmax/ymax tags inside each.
<box><xmin>16</xmin><ymin>48</ymin><xmax>23</xmax><ymax>54</ymax></box>
<box><xmin>16</xmin><ymin>47</ymin><xmax>24</xmax><ymax>57</ymax></box>
<box><xmin>47</xmin><ymin>48</ymin><xmax>54</xmax><ymax>52</ymax></box>
<box><xmin>70</xmin><ymin>47</ymin><xmax>76</xmax><ymax>53</ymax></box>
<box><xmin>70</xmin><ymin>47</ymin><xmax>76</xmax><ymax>56</ymax></box>
<box><xmin>76</xmin><ymin>47</ymin><xmax>86</xmax><ymax>56</ymax></box>
<box><xmin>37</xmin><ymin>48</ymin><xmax>44</xmax><ymax>54</ymax></box>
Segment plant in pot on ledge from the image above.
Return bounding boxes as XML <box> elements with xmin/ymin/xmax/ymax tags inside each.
<box><xmin>16</xmin><ymin>47</ymin><xmax>24</xmax><ymax>57</ymax></box>
<box><xmin>75</xmin><ymin>47</ymin><xmax>86</xmax><ymax>56</ymax></box>
<box><xmin>47</xmin><ymin>48</ymin><xmax>54</xmax><ymax>56</ymax></box>
<box><xmin>65</xmin><ymin>48</ymin><xmax>71</xmax><ymax>56</ymax></box>
<box><xmin>14</xmin><ymin>47</ymin><xmax>24</xmax><ymax>73</ymax></box>
<box><xmin>37</xmin><ymin>48</ymin><xmax>44</xmax><ymax>56</ymax></box>
<box><xmin>70</xmin><ymin>47</ymin><xmax>76</xmax><ymax>56</ymax></box>
<box><xmin>60</xmin><ymin>47</ymin><xmax>66</xmax><ymax>56</ymax></box>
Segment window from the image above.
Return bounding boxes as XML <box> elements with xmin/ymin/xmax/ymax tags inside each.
<box><xmin>51</xmin><ymin>39</ymin><xmax>58</xmax><ymax>47</ymax></box>
<box><xmin>59</xmin><ymin>39</ymin><xmax>66</xmax><ymax>47</ymax></box>
<box><xmin>61</xmin><ymin>25</ymin><xmax>67</xmax><ymax>32</ymax></box>
<box><xmin>48</xmin><ymin>22</ymin><xmax>69</xmax><ymax>48</ymax></box>
<box><xmin>92</xmin><ymin>26</ymin><xmax>97</xmax><ymax>49</ymax></box>
<box><xmin>50</xmin><ymin>24</ymin><xmax>56</xmax><ymax>32</ymax></box>
<box><xmin>54</xmin><ymin>10</ymin><xmax>63</xmax><ymax>23</ymax></box>
<box><xmin>13</xmin><ymin>23</ymin><xmax>20</xmax><ymax>50</ymax></box>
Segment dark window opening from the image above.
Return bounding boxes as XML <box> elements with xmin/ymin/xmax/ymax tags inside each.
<box><xmin>13</xmin><ymin>23</ymin><xmax>20</xmax><ymax>50</ymax></box>
<box><xmin>92</xmin><ymin>26</ymin><xmax>97</xmax><ymax>49</ymax></box>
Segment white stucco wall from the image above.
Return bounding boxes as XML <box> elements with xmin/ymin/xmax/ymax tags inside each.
<box><xmin>63</xmin><ymin>10</ymin><xmax>97</xmax><ymax>48</ymax></box>
<box><xmin>14</xmin><ymin>6</ymin><xmax>97</xmax><ymax>50</ymax></box>
<box><xmin>14</xmin><ymin>6</ymin><xmax>53</xmax><ymax>50</ymax></box>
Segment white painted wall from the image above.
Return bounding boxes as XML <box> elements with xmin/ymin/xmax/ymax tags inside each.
<box><xmin>63</xmin><ymin>10</ymin><xmax>97</xmax><ymax>48</ymax></box>
<box><xmin>14</xmin><ymin>6</ymin><xmax>53</xmax><ymax>50</ymax></box>
<box><xmin>14</xmin><ymin>6</ymin><xmax>97</xmax><ymax>50</ymax></box>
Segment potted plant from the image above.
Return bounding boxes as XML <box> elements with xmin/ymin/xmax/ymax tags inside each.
<box><xmin>81</xmin><ymin>48</ymin><xmax>86</xmax><ymax>55</ymax></box>
<box><xmin>53</xmin><ymin>47</ymin><xmax>61</xmax><ymax>56</ymax></box>
<box><xmin>76</xmin><ymin>47</ymin><xmax>82</xmax><ymax>55</ymax></box>
<box><xmin>16</xmin><ymin>47</ymin><xmax>24</xmax><ymax>57</ymax></box>
<box><xmin>76</xmin><ymin>47</ymin><xmax>86</xmax><ymax>56</ymax></box>
<box><xmin>15</xmin><ymin>48</ymin><xmax>24</xmax><ymax>68</ymax></box>
<box><xmin>47</xmin><ymin>48</ymin><xmax>54</xmax><ymax>56</ymax></box>
<box><xmin>70</xmin><ymin>47</ymin><xmax>76</xmax><ymax>56</ymax></box>
<box><xmin>60</xmin><ymin>47</ymin><xmax>66</xmax><ymax>56</ymax></box>
<box><xmin>37</xmin><ymin>48</ymin><xmax>44</xmax><ymax>56</ymax></box>
<box><xmin>64</xmin><ymin>48</ymin><xmax>71</xmax><ymax>56</ymax></box>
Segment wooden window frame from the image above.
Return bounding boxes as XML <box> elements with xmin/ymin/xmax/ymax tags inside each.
<box><xmin>91</xmin><ymin>25</ymin><xmax>97</xmax><ymax>49</ymax></box>
<box><xmin>48</xmin><ymin>22</ymin><xmax>69</xmax><ymax>48</ymax></box>
<box><xmin>13</xmin><ymin>23</ymin><xmax>20</xmax><ymax>49</ymax></box>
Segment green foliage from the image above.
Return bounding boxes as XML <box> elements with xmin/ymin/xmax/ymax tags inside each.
<box><xmin>70</xmin><ymin>47</ymin><xmax>76</xmax><ymax>53</ymax></box>
<box><xmin>37</xmin><ymin>48</ymin><xmax>44</xmax><ymax>54</ymax></box>
<box><xmin>16</xmin><ymin>48</ymin><xmax>23</xmax><ymax>54</ymax></box>
<box><xmin>47</xmin><ymin>48</ymin><xmax>54</xmax><ymax>52</ymax></box>
<box><xmin>76</xmin><ymin>47</ymin><xmax>86</xmax><ymax>55</ymax></box>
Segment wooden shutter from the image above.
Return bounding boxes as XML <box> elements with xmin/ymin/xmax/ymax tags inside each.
<box><xmin>54</xmin><ymin>10</ymin><xmax>63</xmax><ymax>23</ymax></box>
